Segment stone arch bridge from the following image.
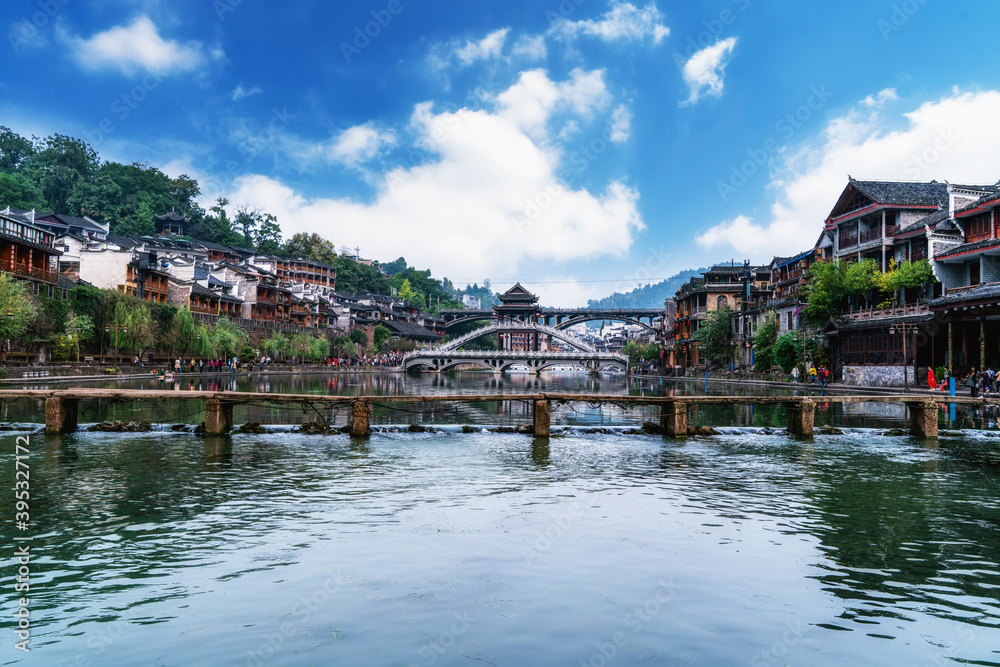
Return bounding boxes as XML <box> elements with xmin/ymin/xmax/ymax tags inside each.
<box><xmin>402</xmin><ymin>350</ymin><xmax>628</xmax><ymax>375</ymax></box>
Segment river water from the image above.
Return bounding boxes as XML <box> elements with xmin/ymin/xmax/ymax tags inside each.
<box><xmin>1</xmin><ymin>371</ymin><xmax>999</xmax><ymax>666</ymax></box>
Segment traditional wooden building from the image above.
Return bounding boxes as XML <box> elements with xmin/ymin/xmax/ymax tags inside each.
<box><xmin>0</xmin><ymin>211</ymin><xmax>61</xmax><ymax>295</ymax></box>
<box><xmin>494</xmin><ymin>283</ymin><xmax>542</xmax><ymax>352</ymax></box>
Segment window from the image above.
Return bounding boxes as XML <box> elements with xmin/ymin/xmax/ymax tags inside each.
<box><xmin>966</xmin><ymin>213</ymin><xmax>992</xmax><ymax>243</ymax></box>
<box><xmin>787</xmin><ymin>311</ymin><xmax>794</xmax><ymax>331</ymax></box>
<box><xmin>970</xmin><ymin>260</ymin><xmax>981</xmax><ymax>286</ymax></box>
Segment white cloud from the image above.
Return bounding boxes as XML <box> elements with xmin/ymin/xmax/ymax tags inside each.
<box><xmin>232</xmin><ymin>83</ymin><xmax>263</xmax><ymax>101</ymax></box>
<box><xmin>550</xmin><ymin>1</ymin><xmax>670</xmax><ymax>44</ymax></box>
<box><xmin>861</xmin><ymin>87</ymin><xmax>898</xmax><ymax>109</ymax></box>
<box><xmin>219</xmin><ymin>73</ymin><xmax>644</xmax><ymax>283</ymax></box>
<box><xmin>511</xmin><ymin>34</ymin><xmax>547</xmax><ymax>61</ymax></box>
<box><xmin>681</xmin><ymin>37</ymin><xmax>737</xmax><ymax>106</ymax></box>
<box><xmin>495</xmin><ymin>68</ymin><xmax>610</xmax><ymax>139</ymax></box>
<box><xmin>696</xmin><ymin>89</ymin><xmax>1000</xmax><ymax>258</ymax></box>
<box><xmin>61</xmin><ymin>15</ymin><xmax>210</xmax><ymax>75</ymax></box>
<box><xmin>328</xmin><ymin>123</ymin><xmax>396</xmax><ymax>166</ymax></box>
<box><xmin>609</xmin><ymin>104</ymin><xmax>631</xmax><ymax>143</ymax></box>
<box><xmin>430</xmin><ymin>28</ymin><xmax>510</xmax><ymax>71</ymax></box>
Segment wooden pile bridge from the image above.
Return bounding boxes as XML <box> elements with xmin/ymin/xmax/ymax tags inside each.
<box><xmin>0</xmin><ymin>389</ymin><xmax>980</xmax><ymax>439</ymax></box>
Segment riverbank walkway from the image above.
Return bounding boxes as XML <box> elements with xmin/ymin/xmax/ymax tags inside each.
<box><xmin>0</xmin><ymin>389</ymin><xmax>986</xmax><ymax>439</ymax></box>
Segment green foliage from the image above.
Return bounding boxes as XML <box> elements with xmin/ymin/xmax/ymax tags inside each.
<box><xmin>0</xmin><ymin>274</ymin><xmax>38</xmax><ymax>343</ymax></box>
<box><xmin>621</xmin><ymin>341</ymin><xmax>660</xmax><ymax>364</ymax></box>
<box><xmin>880</xmin><ymin>259</ymin><xmax>934</xmax><ymax>293</ymax></box>
<box><xmin>31</xmin><ymin>294</ymin><xmax>70</xmax><ymax>340</ymax></box>
<box><xmin>334</xmin><ymin>255</ymin><xmax>391</xmax><ymax>294</ymax></box>
<box><xmin>307</xmin><ymin>336</ymin><xmax>330</xmax><ymax>362</ymax></box>
<box><xmin>387</xmin><ymin>338</ymin><xmax>416</xmax><ymax>352</ymax></box>
<box><xmin>692</xmin><ymin>305</ymin><xmax>733</xmax><ymax>366</ymax></box>
<box><xmin>397</xmin><ymin>278</ymin><xmax>418</xmax><ymax>302</ymax></box>
<box><xmin>262</xmin><ymin>332</ymin><xmax>290</xmax><ymax>360</ymax></box>
<box><xmin>349</xmin><ymin>329</ymin><xmax>368</xmax><ymax>346</ymax></box>
<box><xmin>844</xmin><ymin>259</ymin><xmax>881</xmax><ymax>307</ymax></box>
<box><xmin>802</xmin><ymin>261</ymin><xmax>847</xmax><ymax>326</ymax></box>
<box><xmin>753</xmin><ymin>318</ymin><xmax>778</xmax><ymax>370</ymax></box>
<box><xmin>52</xmin><ymin>334</ymin><xmax>76</xmax><ymax>362</ymax></box>
<box><xmin>373</xmin><ymin>324</ymin><xmax>392</xmax><ymax>351</ymax></box>
<box><xmin>381</xmin><ymin>257</ymin><xmax>408</xmax><ymax>275</ymax></box>
<box><xmin>772</xmin><ymin>332</ymin><xmax>803</xmax><ymax>373</ymax></box>
<box><xmin>0</xmin><ymin>126</ymin><xmax>36</xmax><ymax>172</ymax></box>
<box><xmin>282</xmin><ymin>232</ymin><xmax>337</xmax><ymax>265</ymax></box>
<box><xmin>255</xmin><ymin>213</ymin><xmax>282</xmax><ymax>253</ymax></box>
<box><xmin>107</xmin><ymin>294</ymin><xmax>156</xmax><ymax>353</ymax></box>
<box><xmin>210</xmin><ymin>317</ymin><xmax>248</xmax><ymax>358</ymax></box>
<box><xmin>0</xmin><ymin>172</ymin><xmax>45</xmax><ymax>210</ymax></box>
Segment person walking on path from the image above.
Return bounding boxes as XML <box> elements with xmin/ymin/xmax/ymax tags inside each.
<box><xmin>968</xmin><ymin>368</ymin><xmax>978</xmax><ymax>397</ymax></box>
<box><xmin>808</xmin><ymin>365</ymin><xmax>817</xmax><ymax>384</ymax></box>
<box><xmin>791</xmin><ymin>366</ymin><xmax>800</xmax><ymax>383</ymax></box>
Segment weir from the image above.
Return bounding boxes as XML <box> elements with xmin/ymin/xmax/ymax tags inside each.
<box><xmin>0</xmin><ymin>389</ymin><xmax>976</xmax><ymax>439</ymax></box>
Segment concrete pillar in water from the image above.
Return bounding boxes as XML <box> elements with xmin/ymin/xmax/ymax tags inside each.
<box><xmin>350</xmin><ymin>400</ymin><xmax>371</xmax><ymax>437</ymax></box>
<box><xmin>907</xmin><ymin>400</ymin><xmax>939</xmax><ymax>439</ymax></box>
<box><xmin>785</xmin><ymin>399</ymin><xmax>815</xmax><ymax>437</ymax></box>
<box><xmin>204</xmin><ymin>398</ymin><xmax>233</xmax><ymax>435</ymax></box>
<box><xmin>533</xmin><ymin>398</ymin><xmax>550</xmax><ymax>438</ymax></box>
<box><xmin>659</xmin><ymin>401</ymin><xmax>687</xmax><ymax>438</ymax></box>
<box><xmin>45</xmin><ymin>397</ymin><xmax>79</xmax><ymax>434</ymax></box>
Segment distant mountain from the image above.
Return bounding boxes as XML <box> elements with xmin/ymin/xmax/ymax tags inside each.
<box><xmin>587</xmin><ymin>266</ymin><xmax>710</xmax><ymax>310</ymax></box>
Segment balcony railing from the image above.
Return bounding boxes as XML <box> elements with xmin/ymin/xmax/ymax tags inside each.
<box><xmin>257</xmin><ymin>295</ymin><xmax>277</xmax><ymax>305</ymax></box>
<box><xmin>10</xmin><ymin>263</ymin><xmax>57</xmax><ymax>284</ymax></box>
<box><xmin>840</xmin><ymin>234</ymin><xmax>858</xmax><ymax>249</ymax></box>
<box><xmin>911</xmin><ymin>248</ymin><xmax>928</xmax><ymax>262</ymax></box>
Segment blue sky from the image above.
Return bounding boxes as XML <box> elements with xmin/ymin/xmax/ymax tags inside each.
<box><xmin>4</xmin><ymin>0</ymin><xmax>1000</xmax><ymax>304</ymax></box>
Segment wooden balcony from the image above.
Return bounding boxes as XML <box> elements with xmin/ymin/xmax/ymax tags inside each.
<box><xmin>840</xmin><ymin>234</ymin><xmax>858</xmax><ymax>249</ymax></box>
<box><xmin>10</xmin><ymin>262</ymin><xmax>58</xmax><ymax>284</ymax></box>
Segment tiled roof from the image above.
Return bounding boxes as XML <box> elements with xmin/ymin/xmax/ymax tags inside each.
<box><xmin>381</xmin><ymin>320</ymin><xmax>441</xmax><ymax>340</ymax></box>
<box><xmin>849</xmin><ymin>179</ymin><xmax>950</xmax><ymax>207</ymax></box>
<box><xmin>934</xmin><ymin>237</ymin><xmax>1000</xmax><ymax>261</ymax></box>
<box><xmin>828</xmin><ymin>312</ymin><xmax>936</xmax><ymax>331</ymax></box>
<box><xmin>929</xmin><ymin>282</ymin><xmax>1000</xmax><ymax>307</ymax></box>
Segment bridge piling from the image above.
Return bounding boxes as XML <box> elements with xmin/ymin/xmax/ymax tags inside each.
<box><xmin>785</xmin><ymin>399</ymin><xmax>815</xmax><ymax>437</ymax></box>
<box><xmin>907</xmin><ymin>401</ymin><xmax>939</xmax><ymax>438</ymax></box>
<box><xmin>45</xmin><ymin>397</ymin><xmax>79</xmax><ymax>434</ymax></box>
<box><xmin>533</xmin><ymin>398</ymin><xmax>550</xmax><ymax>438</ymax></box>
<box><xmin>205</xmin><ymin>398</ymin><xmax>234</xmax><ymax>436</ymax></box>
<box><xmin>351</xmin><ymin>400</ymin><xmax>371</xmax><ymax>437</ymax></box>
<box><xmin>660</xmin><ymin>401</ymin><xmax>687</xmax><ymax>437</ymax></box>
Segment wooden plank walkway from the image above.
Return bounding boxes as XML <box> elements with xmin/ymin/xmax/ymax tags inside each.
<box><xmin>0</xmin><ymin>389</ymin><xmax>972</xmax><ymax>438</ymax></box>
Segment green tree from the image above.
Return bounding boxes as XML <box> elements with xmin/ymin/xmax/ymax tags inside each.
<box><xmin>0</xmin><ymin>126</ymin><xmax>36</xmax><ymax>172</ymax></box>
<box><xmin>753</xmin><ymin>318</ymin><xmax>778</xmax><ymax>371</ymax></box>
<box><xmin>0</xmin><ymin>172</ymin><xmax>45</xmax><ymax>210</ymax></box>
<box><xmin>282</xmin><ymin>233</ymin><xmax>337</xmax><ymax>265</ymax></box>
<box><xmin>210</xmin><ymin>318</ymin><xmax>248</xmax><ymax>359</ymax></box>
<box><xmin>0</xmin><ymin>274</ymin><xmax>38</xmax><ymax>344</ymax></box>
<box><xmin>844</xmin><ymin>258</ymin><xmax>881</xmax><ymax>308</ymax></box>
<box><xmin>308</xmin><ymin>336</ymin><xmax>330</xmax><ymax>362</ymax></box>
<box><xmin>65</xmin><ymin>314</ymin><xmax>94</xmax><ymax>362</ymax></box>
<box><xmin>802</xmin><ymin>260</ymin><xmax>848</xmax><ymax>326</ymax></box>
<box><xmin>22</xmin><ymin>134</ymin><xmax>100</xmax><ymax>213</ymax></box>
<box><xmin>349</xmin><ymin>329</ymin><xmax>368</xmax><ymax>346</ymax></box>
<box><xmin>334</xmin><ymin>255</ymin><xmax>390</xmax><ymax>294</ymax></box>
<box><xmin>255</xmin><ymin>213</ymin><xmax>282</xmax><ymax>253</ymax></box>
<box><xmin>289</xmin><ymin>333</ymin><xmax>311</xmax><ymax>360</ymax></box>
<box><xmin>234</xmin><ymin>204</ymin><xmax>260</xmax><ymax>247</ymax></box>
<box><xmin>381</xmin><ymin>257</ymin><xmax>408</xmax><ymax>275</ymax></box>
<box><xmin>397</xmin><ymin>278</ymin><xmax>418</xmax><ymax>302</ymax></box>
<box><xmin>692</xmin><ymin>305</ymin><xmax>733</xmax><ymax>366</ymax></box>
<box><xmin>171</xmin><ymin>307</ymin><xmax>197</xmax><ymax>354</ymax></box>
<box><xmin>373</xmin><ymin>324</ymin><xmax>392</xmax><ymax>351</ymax></box>
<box><xmin>772</xmin><ymin>332</ymin><xmax>803</xmax><ymax>373</ymax></box>
<box><xmin>262</xmin><ymin>332</ymin><xmax>290</xmax><ymax>360</ymax></box>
